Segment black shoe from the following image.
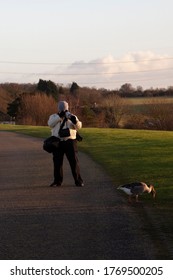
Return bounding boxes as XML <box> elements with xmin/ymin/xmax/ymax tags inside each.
<box><xmin>49</xmin><ymin>182</ymin><xmax>61</xmax><ymax>187</ymax></box>
<box><xmin>76</xmin><ymin>182</ymin><xmax>84</xmax><ymax>187</ymax></box>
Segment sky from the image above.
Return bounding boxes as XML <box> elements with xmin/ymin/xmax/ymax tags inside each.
<box><xmin>0</xmin><ymin>0</ymin><xmax>173</xmax><ymax>89</ymax></box>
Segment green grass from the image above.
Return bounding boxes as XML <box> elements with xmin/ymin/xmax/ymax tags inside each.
<box><xmin>80</xmin><ymin>128</ymin><xmax>173</xmax><ymax>204</ymax></box>
<box><xmin>0</xmin><ymin>124</ymin><xmax>50</xmax><ymax>138</ymax></box>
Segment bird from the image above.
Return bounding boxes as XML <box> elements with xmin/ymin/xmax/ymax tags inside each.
<box><xmin>117</xmin><ymin>182</ymin><xmax>156</xmax><ymax>202</ymax></box>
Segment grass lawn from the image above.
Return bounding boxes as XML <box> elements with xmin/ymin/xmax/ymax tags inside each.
<box><xmin>1</xmin><ymin>124</ymin><xmax>173</xmax><ymax>258</ymax></box>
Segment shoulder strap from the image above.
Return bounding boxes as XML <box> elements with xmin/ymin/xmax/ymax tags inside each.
<box><xmin>59</xmin><ymin>117</ymin><xmax>67</xmax><ymax>132</ymax></box>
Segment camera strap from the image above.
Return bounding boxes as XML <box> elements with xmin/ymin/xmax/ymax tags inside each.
<box><xmin>59</xmin><ymin>117</ymin><xmax>67</xmax><ymax>133</ymax></box>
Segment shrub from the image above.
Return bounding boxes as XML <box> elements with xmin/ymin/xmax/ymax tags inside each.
<box><xmin>103</xmin><ymin>94</ymin><xmax>129</xmax><ymax>128</ymax></box>
<box><xmin>18</xmin><ymin>93</ymin><xmax>57</xmax><ymax>125</ymax></box>
<box><xmin>145</xmin><ymin>99</ymin><xmax>173</xmax><ymax>130</ymax></box>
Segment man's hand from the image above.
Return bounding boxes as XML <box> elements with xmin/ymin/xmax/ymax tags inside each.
<box><xmin>59</xmin><ymin>111</ymin><xmax>65</xmax><ymax>118</ymax></box>
<box><xmin>65</xmin><ymin>111</ymin><xmax>77</xmax><ymax>124</ymax></box>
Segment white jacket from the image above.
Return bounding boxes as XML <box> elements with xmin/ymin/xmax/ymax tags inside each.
<box><xmin>48</xmin><ymin>114</ymin><xmax>82</xmax><ymax>140</ymax></box>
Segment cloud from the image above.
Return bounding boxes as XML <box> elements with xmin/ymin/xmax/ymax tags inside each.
<box><xmin>55</xmin><ymin>51</ymin><xmax>173</xmax><ymax>89</ymax></box>
<box><xmin>0</xmin><ymin>51</ymin><xmax>173</xmax><ymax>89</ymax></box>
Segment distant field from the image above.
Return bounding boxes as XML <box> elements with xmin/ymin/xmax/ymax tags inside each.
<box><xmin>122</xmin><ymin>96</ymin><xmax>173</xmax><ymax>117</ymax></box>
<box><xmin>124</xmin><ymin>96</ymin><xmax>173</xmax><ymax>105</ymax></box>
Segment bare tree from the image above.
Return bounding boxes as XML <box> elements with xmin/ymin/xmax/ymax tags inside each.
<box><xmin>103</xmin><ymin>94</ymin><xmax>128</xmax><ymax>128</ymax></box>
<box><xmin>145</xmin><ymin>98</ymin><xmax>173</xmax><ymax>130</ymax></box>
<box><xmin>18</xmin><ymin>93</ymin><xmax>57</xmax><ymax>125</ymax></box>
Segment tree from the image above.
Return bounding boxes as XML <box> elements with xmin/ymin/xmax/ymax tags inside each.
<box><xmin>37</xmin><ymin>79</ymin><xmax>58</xmax><ymax>100</ymax></box>
<box><xmin>17</xmin><ymin>93</ymin><xmax>57</xmax><ymax>125</ymax></box>
<box><xmin>70</xmin><ymin>82</ymin><xmax>79</xmax><ymax>94</ymax></box>
<box><xmin>7</xmin><ymin>96</ymin><xmax>22</xmax><ymax>118</ymax></box>
<box><xmin>119</xmin><ymin>83</ymin><xmax>135</xmax><ymax>97</ymax></box>
<box><xmin>104</xmin><ymin>94</ymin><xmax>128</xmax><ymax>128</ymax></box>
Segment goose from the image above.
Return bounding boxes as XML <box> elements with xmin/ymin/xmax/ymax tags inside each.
<box><xmin>117</xmin><ymin>182</ymin><xmax>156</xmax><ymax>202</ymax></box>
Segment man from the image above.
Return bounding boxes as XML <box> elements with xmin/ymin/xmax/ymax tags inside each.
<box><xmin>48</xmin><ymin>101</ymin><xmax>84</xmax><ymax>187</ymax></box>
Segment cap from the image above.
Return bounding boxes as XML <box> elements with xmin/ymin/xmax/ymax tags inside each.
<box><xmin>58</xmin><ymin>101</ymin><xmax>69</xmax><ymax>112</ymax></box>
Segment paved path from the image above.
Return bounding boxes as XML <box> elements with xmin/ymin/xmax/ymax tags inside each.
<box><xmin>0</xmin><ymin>131</ymin><xmax>156</xmax><ymax>260</ymax></box>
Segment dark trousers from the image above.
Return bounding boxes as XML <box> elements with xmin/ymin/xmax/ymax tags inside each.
<box><xmin>52</xmin><ymin>139</ymin><xmax>83</xmax><ymax>185</ymax></box>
